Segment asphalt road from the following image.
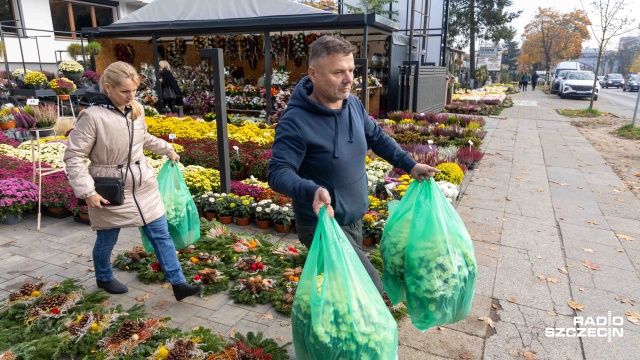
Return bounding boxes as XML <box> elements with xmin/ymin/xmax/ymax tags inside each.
<box><xmin>598</xmin><ymin>87</ymin><xmax>640</xmax><ymax>113</ymax></box>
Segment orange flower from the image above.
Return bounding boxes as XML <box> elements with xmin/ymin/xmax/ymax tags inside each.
<box><xmin>190</xmin><ymin>257</ymin><xmax>200</xmax><ymax>264</ymax></box>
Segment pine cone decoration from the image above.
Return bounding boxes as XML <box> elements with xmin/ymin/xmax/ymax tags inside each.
<box><xmin>127</xmin><ymin>248</ymin><xmax>148</xmax><ymax>262</ymax></box>
<box><xmin>197</xmin><ymin>253</ymin><xmax>212</xmax><ymax>262</ymax></box>
<box><xmin>111</xmin><ymin>319</ymin><xmax>141</xmax><ymax>343</ymax></box>
<box><xmin>19</xmin><ymin>283</ymin><xmax>38</xmax><ymax>296</ymax></box>
<box><xmin>282</xmin><ymin>292</ymin><xmax>295</xmax><ymax>304</ymax></box>
<box><xmin>39</xmin><ymin>294</ymin><xmax>68</xmax><ymax>311</ymax></box>
<box><xmin>167</xmin><ymin>339</ymin><xmax>193</xmax><ymax>360</ymax></box>
<box><xmin>9</xmin><ymin>291</ymin><xmax>23</xmax><ymax>301</ymax></box>
<box><xmin>198</xmin><ymin>268</ymin><xmax>222</xmax><ymax>284</ymax></box>
<box><xmin>67</xmin><ymin>322</ymin><xmax>83</xmax><ymax>335</ymax></box>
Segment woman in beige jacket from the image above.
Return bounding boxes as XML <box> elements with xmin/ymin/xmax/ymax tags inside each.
<box><xmin>64</xmin><ymin>61</ymin><xmax>201</xmax><ymax>301</ymax></box>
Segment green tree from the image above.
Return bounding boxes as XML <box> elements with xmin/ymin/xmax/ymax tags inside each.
<box><xmin>345</xmin><ymin>0</ymin><xmax>398</xmax><ymax>20</ymax></box>
<box><xmin>448</xmin><ymin>0</ymin><xmax>522</xmax><ymax>82</ymax></box>
<box><xmin>503</xmin><ymin>40</ymin><xmax>520</xmax><ymax>71</ymax></box>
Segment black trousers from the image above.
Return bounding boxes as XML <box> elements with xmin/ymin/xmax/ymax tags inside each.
<box><xmin>296</xmin><ymin>220</ymin><xmax>384</xmax><ymax>297</ymax></box>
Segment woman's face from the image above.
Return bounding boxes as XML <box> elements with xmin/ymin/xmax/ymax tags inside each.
<box><xmin>105</xmin><ymin>78</ymin><xmax>138</xmax><ymax>110</ymax></box>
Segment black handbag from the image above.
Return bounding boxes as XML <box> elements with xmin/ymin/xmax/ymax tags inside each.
<box><xmin>78</xmin><ymin>117</ymin><xmax>134</xmax><ymax>207</ymax></box>
<box><xmin>162</xmin><ymin>85</ymin><xmax>177</xmax><ymax>101</ymax></box>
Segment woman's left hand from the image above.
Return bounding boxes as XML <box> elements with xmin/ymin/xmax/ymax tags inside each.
<box><xmin>168</xmin><ymin>151</ymin><xmax>180</xmax><ymax>166</ymax></box>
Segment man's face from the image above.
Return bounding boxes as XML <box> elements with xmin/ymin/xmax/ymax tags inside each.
<box><xmin>308</xmin><ymin>53</ymin><xmax>355</xmax><ymax>104</ymax></box>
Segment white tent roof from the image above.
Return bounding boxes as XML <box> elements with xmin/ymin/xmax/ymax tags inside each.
<box><xmin>115</xmin><ymin>0</ymin><xmax>327</xmax><ymax>25</ymax></box>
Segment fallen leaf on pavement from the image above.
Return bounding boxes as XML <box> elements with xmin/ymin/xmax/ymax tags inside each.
<box><xmin>551</xmin><ymin>181</ymin><xmax>570</xmax><ymax>187</ymax></box>
<box><xmin>566</xmin><ymin>264</ymin><xmax>574</xmax><ymax>268</ymax></box>
<box><xmin>491</xmin><ymin>304</ymin><xmax>498</xmax><ymax>310</ymax></box>
<box><xmin>615</xmin><ymin>296</ymin><xmax>637</xmax><ymax>306</ymax></box>
<box><xmin>37</xmin><ymin>275</ymin><xmax>43</xmax><ymax>280</ymax></box>
<box><xmin>547</xmin><ymin>278</ymin><xmax>560</xmax><ymax>284</ymax></box>
<box><xmin>203</xmin><ymin>297</ymin><xmax>209</xmax><ymax>301</ymax></box>
<box><xmin>87</xmin><ymin>267</ymin><xmax>94</xmax><ymax>272</ymax></box>
<box><xmin>479</xmin><ymin>316</ymin><xmax>496</xmax><ymax>328</ymax></box>
<box><xmin>524</xmin><ymin>351</ymin><xmax>537</xmax><ymax>360</ymax></box>
<box><xmin>536</xmin><ymin>256</ymin><xmax>542</xmax><ymax>259</ymax></box>
<box><xmin>580</xmin><ymin>287</ymin><xmax>585</xmax><ymax>291</ymax></box>
<box><xmin>635</xmin><ymin>174</ymin><xmax>640</xmax><ymax>177</ymax></box>
<box><xmin>77</xmin><ymin>253</ymin><xmax>82</xmax><ymax>257</ymax></box>
<box><xmin>152</xmin><ymin>300</ymin><xmax>167</xmax><ymax>309</ymax></box>
<box><xmin>522</xmin><ymin>172</ymin><xmax>529</xmax><ymax>174</ymax></box>
<box><xmin>262</xmin><ymin>312</ymin><xmax>274</xmax><ymax>320</ymax></box>
<box><xmin>87</xmin><ymin>258</ymin><xmax>93</xmax><ymax>262</ymax></box>
<box><xmin>537</xmin><ymin>275</ymin><xmax>546</xmax><ymax>281</ymax></box>
<box><xmin>568</xmin><ymin>301</ymin><xmax>585</xmax><ymax>311</ymax></box>
<box><xmin>583</xmin><ymin>248</ymin><xmax>595</xmax><ymax>253</ymax></box>
<box><xmin>586</xmin><ymin>220</ymin><xmax>599</xmax><ymax>225</ymax></box>
<box><xmin>515</xmin><ymin>177</ymin><xmax>523</xmax><ymax>180</ymax></box>
<box><xmin>617</xmin><ymin>249</ymin><xmax>625</xmax><ymax>253</ymax></box>
<box><xmin>536</xmin><ymin>189</ymin><xmax>544</xmax><ymax>192</ymax></box>
<box><xmin>437</xmin><ymin>326</ymin><xmax>445</xmax><ymax>331</ymax></box>
<box><xmin>66</xmin><ymin>260</ymin><xmax>72</xmax><ymax>264</ymax></box>
<box><xmin>459</xmin><ymin>352</ymin><xmax>472</xmax><ymax>359</ymax></box>
<box><xmin>616</xmin><ymin>234</ymin><xmax>635</xmax><ymax>241</ymax></box>
<box><xmin>509</xmin><ymin>349</ymin><xmax>521</xmax><ymax>356</ymax></box>
<box><xmin>161</xmin><ymin>283</ymin><xmax>171</xmax><ymax>289</ymax></box>
<box><xmin>229</xmin><ymin>329</ymin><xmax>237</xmax><ymax>338</ymax></box>
<box><xmin>507</xmin><ymin>297</ymin><xmax>517</xmax><ymax>303</ymax></box>
<box><xmin>614</xmin><ymin>188</ymin><xmax>626</xmax><ymax>193</ymax></box>
<box><xmin>614</xmin><ymin>198</ymin><xmax>625</xmax><ymax>202</ymax></box>
<box><xmin>135</xmin><ymin>294</ymin><xmax>150</xmax><ymax>302</ymax></box>
<box><xmin>558</xmin><ymin>268</ymin><xmax>569</xmax><ymax>275</ymax></box>
<box><xmin>547</xmin><ymin>311</ymin><xmax>557</xmax><ymax>316</ymax></box>
<box><xmin>582</xmin><ymin>261</ymin><xmax>601</xmax><ymax>271</ymax></box>
<box><xmin>626</xmin><ymin>310</ymin><xmax>640</xmax><ymax>325</ymax></box>
<box><xmin>279</xmin><ymin>336</ymin><xmax>285</xmax><ymax>342</ymax></box>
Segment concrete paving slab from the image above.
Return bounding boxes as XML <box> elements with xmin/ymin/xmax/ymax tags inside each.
<box><xmin>565</xmin><ymin>262</ymin><xmax>640</xmax><ymax>300</ymax></box>
<box><xmin>555</xmin><ymin>212</ymin><xmax>610</xmax><ymax>231</ymax></box>
<box><xmin>397</xmin><ymin>317</ymin><xmax>484</xmax><ymax>360</ymax></box>
<box><xmin>494</xmin><ymin>246</ymin><xmax>573</xmax><ymax>316</ymax></box>
<box><xmin>398</xmin><ymin>345</ymin><xmax>448</xmax><ymax>359</ymax></box>
<box><xmin>484</xmin><ymin>310</ymin><xmax>582</xmax><ymax>360</ymax></box>
<box><xmin>562</xmin><ymin>237</ymin><xmax>635</xmax><ymax>271</ymax></box>
<box><xmin>598</xmin><ymin>202</ymin><xmax>640</xmax><ymax>221</ymax></box>
<box><xmin>505</xmin><ymin>201</ymin><xmax>556</xmax><ymax>222</ymax></box>
<box><xmin>559</xmin><ymin>222</ymin><xmax>623</xmax><ymax>248</ymax></box>
<box><xmin>568</xmin><ymin>284</ymin><xmax>639</xmax><ymax>333</ymax></box>
<box><xmin>500</xmin><ymin>222</ymin><xmax>562</xmax><ymax>256</ymax></box>
<box><xmin>208</xmin><ymin>304</ymin><xmax>250</xmax><ymax>327</ymax></box>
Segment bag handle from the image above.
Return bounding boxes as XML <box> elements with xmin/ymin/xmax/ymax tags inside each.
<box><xmin>124</xmin><ymin>116</ymin><xmax>134</xmax><ymax>184</ymax></box>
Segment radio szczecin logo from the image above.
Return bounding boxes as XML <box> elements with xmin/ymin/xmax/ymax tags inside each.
<box><xmin>545</xmin><ymin>311</ymin><xmax>624</xmax><ymax>342</ymax></box>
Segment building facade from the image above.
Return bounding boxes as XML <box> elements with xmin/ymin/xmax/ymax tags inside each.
<box><xmin>0</xmin><ymin>0</ymin><xmax>148</xmax><ymax>73</ymax></box>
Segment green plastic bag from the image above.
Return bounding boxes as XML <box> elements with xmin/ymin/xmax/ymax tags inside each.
<box><xmin>381</xmin><ymin>178</ymin><xmax>476</xmax><ymax>331</ymax></box>
<box><xmin>292</xmin><ymin>207</ymin><xmax>398</xmax><ymax>360</ymax></box>
<box><xmin>140</xmin><ymin>161</ymin><xmax>200</xmax><ymax>252</ymax></box>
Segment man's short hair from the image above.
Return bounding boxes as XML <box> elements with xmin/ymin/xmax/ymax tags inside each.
<box><xmin>308</xmin><ymin>36</ymin><xmax>357</xmax><ymax>66</ymax></box>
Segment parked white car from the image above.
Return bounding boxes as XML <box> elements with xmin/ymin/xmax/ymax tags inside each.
<box><xmin>558</xmin><ymin>71</ymin><xmax>599</xmax><ymax>100</ymax></box>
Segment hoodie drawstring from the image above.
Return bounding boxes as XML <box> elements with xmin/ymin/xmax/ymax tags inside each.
<box><xmin>333</xmin><ymin>114</ymin><xmax>339</xmax><ymax>158</ymax></box>
<box><xmin>348</xmin><ymin>107</ymin><xmax>354</xmax><ymax>143</ymax></box>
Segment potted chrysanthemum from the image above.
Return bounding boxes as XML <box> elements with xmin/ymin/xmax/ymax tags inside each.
<box><xmin>0</xmin><ymin>177</ymin><xmax>38</xmax><ymax>224</ymax></box>
<box><xmin>48</xmin><ymin>77</ymin><xmax>77</xmax><ymax>100</ymax></box>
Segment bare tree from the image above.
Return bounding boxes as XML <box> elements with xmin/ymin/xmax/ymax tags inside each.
<box><xmin>580</xmin><ymin>0</ymin><xmax>639</xmax><ymax>110</ymax></box>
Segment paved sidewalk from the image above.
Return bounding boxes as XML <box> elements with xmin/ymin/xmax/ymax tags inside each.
<box><xmin>1</xmin><ymin>90</ymin><xmax>639</xmax><ymax>359</ymax></box>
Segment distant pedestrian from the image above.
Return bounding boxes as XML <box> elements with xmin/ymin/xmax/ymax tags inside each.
<box><xmin>531</xmin><ymin>72</ymin><xmax>539</xmax><ymax>91</ymax></box>
<box><xmin>522</xmin><ymin>72</ymin><xmax>530</xmax><ymax>91</ymax></box>
<box><xmin>517</xmin><ymin>72</ymin><xmax>523</xmax><ymax>91</ymax></box>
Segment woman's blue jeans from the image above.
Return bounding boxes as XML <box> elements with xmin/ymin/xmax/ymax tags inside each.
<box><xmin>94</xmin><ymin>215</ymin><xmax>186</xmax><ymax>285</ymax></box>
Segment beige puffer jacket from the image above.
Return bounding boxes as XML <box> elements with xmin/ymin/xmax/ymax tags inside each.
<box><xmin>64</xmin><ymin>101</ymin><xmax>174</xmax><ymax>231</ymax></box>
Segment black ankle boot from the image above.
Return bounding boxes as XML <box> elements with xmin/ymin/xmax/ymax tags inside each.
<box><xmin>96</xmin><ymin>279</ymin><xmax>128</xmax><ymax>294</ymax></box>
<box><xmin>172</xmin><ymin>282</ymin><xmax>203</xmax><ymax>301</ymax></box>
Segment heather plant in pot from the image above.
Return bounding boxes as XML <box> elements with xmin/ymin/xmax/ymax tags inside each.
<box><xmin>32</xmin><ymin>104</ymin><xmax>58</xmax><ymax>129</ymax></box>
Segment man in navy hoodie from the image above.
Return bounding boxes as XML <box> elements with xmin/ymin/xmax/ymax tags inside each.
<box><xmin>268</xmin><ymin>36</ymin><xmax>438</xmax><ymax>295</ymax></box>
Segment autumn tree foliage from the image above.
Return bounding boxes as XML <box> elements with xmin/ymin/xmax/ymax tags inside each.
<box><xmin>519</xmin><ymin>8</ymin><xmax>591</xmax><ymax>83</ymax></box>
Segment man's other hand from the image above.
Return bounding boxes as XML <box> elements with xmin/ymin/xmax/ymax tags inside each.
<box><xmin>410</xmin><ymin>163</ymin><xmax>440</xmax><ymax>182</ymax></box>
<box><xmin>313</xmin><ymin>187</ymin><xmax>334</xmax><ymax>218</ymax></box>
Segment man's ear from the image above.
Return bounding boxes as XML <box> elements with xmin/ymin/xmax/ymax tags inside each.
<box><xmin>308</xmin><ymin>66</ymin><xmax>316</xmax><ymax>82</ymax></box>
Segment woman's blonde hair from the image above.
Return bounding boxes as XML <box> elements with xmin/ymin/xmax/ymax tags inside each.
<box><xmin>100</xmin><ymin>61</ymin><xmax>143</xmax><ymax>120</ymax></box>
<box><xmin>159</xmin><ymin>60</ymin><xmax>171</xmax><ymax>72</ymax></box>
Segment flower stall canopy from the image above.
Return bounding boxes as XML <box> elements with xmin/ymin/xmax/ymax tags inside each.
<box><xmin>113</xmin><ymin>0</ymin><xmax>327</xmax><ymax>25</ymax></box>
<box><xmin>82</xmin><ymin>0</ymin><xmax>399</xmax><ymax>38</ymax></box>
